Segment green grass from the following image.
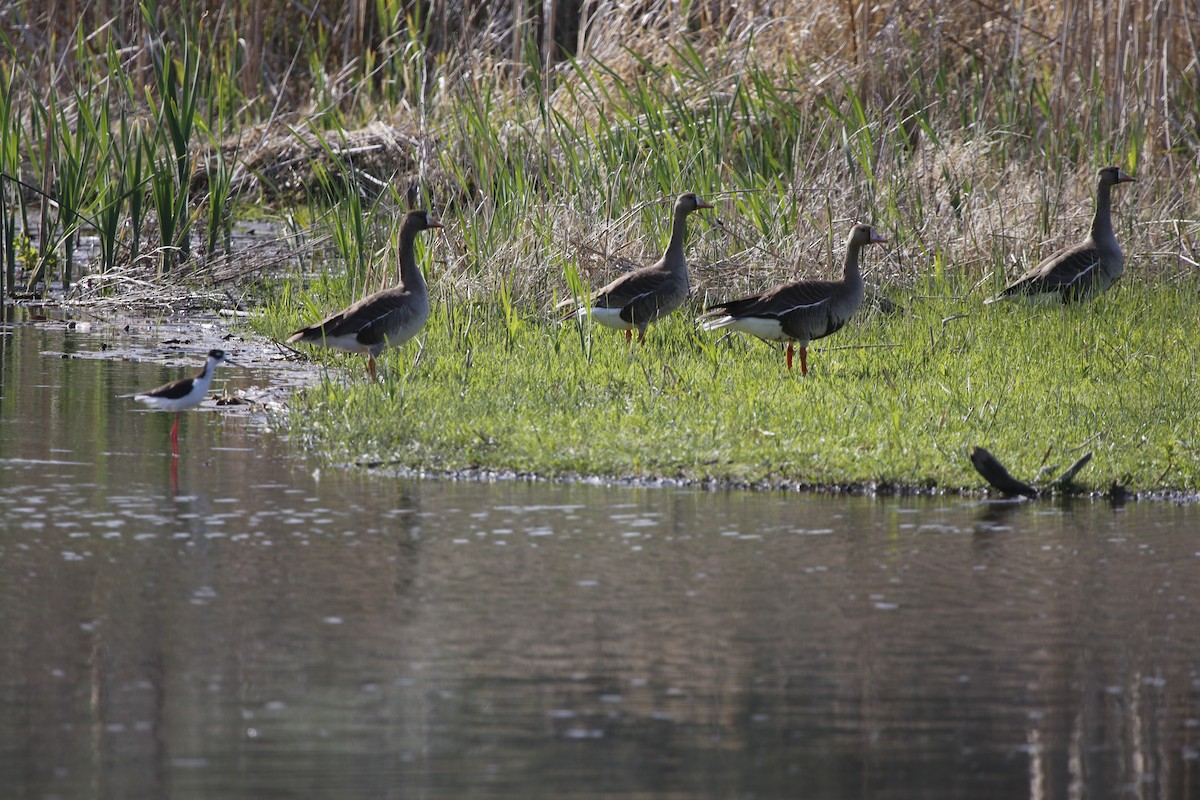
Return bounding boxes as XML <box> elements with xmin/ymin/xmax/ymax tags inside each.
<box><xmin>266</xmin><ymin>278</ymin><xmax>1200</xmax><ymax>494</ymax></box>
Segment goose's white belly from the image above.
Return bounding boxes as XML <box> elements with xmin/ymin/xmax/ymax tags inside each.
<box><xmin>580</xmin><ymin>307</ymin><xmax>636</xmax><ymax>331</ymax></box>
<box><xmin>312</xmin><ymin>332</ymin><xmax>375</xmax><ymax>355</ymax></box>
<box><xmin>702</xmin><ymin>315</ymin><xmax>788</xmax><ymax>342</ymax></box>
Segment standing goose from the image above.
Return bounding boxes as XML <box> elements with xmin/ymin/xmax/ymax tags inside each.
<box><xmin>289</xmin><ymin>210</ymin><xmax>442</xmax><ymax>381</ymax></box>
<box><xmin>130</xmin><ymin>349</ymin><xmax>236</xmax><ymax>446</ymax></box>
<box><xmin>985</xmin><ymin>166</ymin><xmax>1136</xmax><ymax>304</ymax></box>
<box><xmin>570</xmin><ymin>193</ymin><xmax>713</xmax><ymax>342</ymax></box>
<box><xmin>699</xmin><ymin>223</ymin><xmax>887</xmax><ymax>375</ymax></box>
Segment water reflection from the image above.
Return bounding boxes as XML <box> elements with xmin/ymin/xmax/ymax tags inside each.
<box><xmin>1</xmin><ymin>318</ymin><xmax>1198</xmax><ymax>799</ymax></box>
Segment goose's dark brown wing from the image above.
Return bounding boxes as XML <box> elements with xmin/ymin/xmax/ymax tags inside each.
<box><xmin>589</xmin><ymin>267</ymin><xmax>684</xmax><ymax>324</ymax></box>
<box><xmin>703</xmin><ymin>279</ymin><xmax>840</xmax><ymax>319</ymax></box>
<box><xmin>591</xmin><ymin>268</ymin><xmax>673</xmax><ymax>308</ymax></box>
<box><xmin>290</xmin><ymin>287</ymin><xmax>419</xmax><ymax>346</ymax></box>
<box><xmin>999</xmin><ymin>243</ymin><xmax>1102</xmax><ymax>300</ymax></box>
<box><xmin>346</xmin><ymin>290</ymin><xmax>426</xmax><ymax>347</ymax></box>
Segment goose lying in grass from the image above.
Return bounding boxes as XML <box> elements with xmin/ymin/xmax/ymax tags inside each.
<box><xmin>986</xmin><ymin>166</ymin><xmax>1136</xmax><ymax>304</ymax></box>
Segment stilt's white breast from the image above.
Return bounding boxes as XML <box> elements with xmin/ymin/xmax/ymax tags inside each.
<box><xmin>134</xmin><ymin>385</ymin><xmax>202</xmax><ymax>412</ymax></box>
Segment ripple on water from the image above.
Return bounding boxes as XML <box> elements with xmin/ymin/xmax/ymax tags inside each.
<box><xmin>3</xmin><ymin>325</ymin><xmax>1200</xmax><ymax>800</ymax></box>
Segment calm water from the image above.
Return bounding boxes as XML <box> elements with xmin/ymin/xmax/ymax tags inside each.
<box><xmin>1</xmin><ymin>315</ymin><xmax>1198</xmax><ymax>800</ymax></box>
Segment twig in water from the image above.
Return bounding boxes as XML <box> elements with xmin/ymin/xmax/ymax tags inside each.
<box><xmin>1053</xmin><ymin>453</ymin><xmax>1093</xmax><ymax>487</ymax></box>
<box><xmin>274</xmin><ymin>339</ymin><xmax>304</xmax><ymax>357</ymax></box>
<box><xmin>970</xmin><ymin>446</ymin><xmax>1038</xmax><ymax>497</ymax></box>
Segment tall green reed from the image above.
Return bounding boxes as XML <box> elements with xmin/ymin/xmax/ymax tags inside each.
<box><xmin>91</xmin><ymin>112</ymin><xmax>145</xmax><ymax>276</ymax></box>
<box><xmin>54</xmin><ymin>91</ymin><xmax>106</xmax><ymax>290</ymax></box>
<box><xmin>23</xmin><ymin>91</ymin><xmax>59</xmax><ymax>292</ymax></box>
<box><xmin>201</xmin><ymin>135</ymin><xmax>235</xmax><ymax>259</ymax></box>
<box><xmin>0</xmin><ymin>62</ymin><xmax>16</xmax><ymax>297</ymax></box>
<box><xmin>144</xmin><ymin>18</ymin><xmax>203</xmax><ymax>271</ymax></box>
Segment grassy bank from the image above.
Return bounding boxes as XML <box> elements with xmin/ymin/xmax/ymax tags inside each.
<box><xmin>262</xmin><ymin>275</ymin><xmax>1200</xmax><ymax>493</ymax></box>
<box><xmin>4</xmin><ymin>2</ymin><xmax>1199</xmax><ymax>491</ymax></box>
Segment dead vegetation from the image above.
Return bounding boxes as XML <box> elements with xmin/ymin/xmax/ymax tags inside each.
<box><xmin>1</xmin><ymin>1</ymin><xmax>1197</xmax><ymax>308</ymax></box>
<box><xmin>200</xmin><ymin>119</ymin><xmax>439</xmax><ymax>205</ymax></box>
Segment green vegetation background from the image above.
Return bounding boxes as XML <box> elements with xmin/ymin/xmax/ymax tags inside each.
<box><xmin>3</xmin><ymin>2</ymin><xmax>1198</xmax><ymax>491</ymax></box>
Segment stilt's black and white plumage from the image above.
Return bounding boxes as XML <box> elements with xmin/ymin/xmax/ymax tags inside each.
<box><xmin>131</xmin><ymin>349</ymin><xmax>235</xmax><ymax>443</ymax></box>
<box><xmin>288</xmin><ymin>210</ymin><xmax>442</xmax><ymax>381</ymax></box>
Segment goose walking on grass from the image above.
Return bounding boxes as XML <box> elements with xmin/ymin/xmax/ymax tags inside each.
<box><xmin>131</xmin><ymin>349</ymin><xmax>236</xmax><ymax>447</ymax></box>
<box><xmin>985</xmin><ymin>166</ymin><xmax>1136</xmax><ymax>304</ymax></box>
<box><xmin>568</xmin><ymin>192</ymin><xmax>713</xmax><ymax>343</ymax></box>
<box><xmin>289</xmin><ymin>210</ymin><xmax>442</xmax><ymax>381</ymax></box>
<box><xmin>698</xmin><ymin>223</ymin><xmax>887</xmax><ymax>375</ymax></box>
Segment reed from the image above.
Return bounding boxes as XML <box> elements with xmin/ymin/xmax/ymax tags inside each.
<box><xmin>201</xmin><ymin>132</ymin><xmax>235</xmax><ymax>259</ymax></box>
<box><xmin>146</xmin><ymin>27</ymin><xmax>202</xmax><ymax>269</ymax></box>
<box><xmin>0</xmin><ymin>62</ymin><xmax>16</xmax><ymax>297</ymax></box>
<box><xmin>3</xmin><ymin>2</ymin><xmax>1196</xmax><ymax>295</ymax></box>
<box><xmin>53</xmin><ymin>93</ymin><xmax>106</xmax><ymax>290</ymax></box>
<box><xmin>307</xmin><ymin>128</ymin><xmax>382</xmax><ymax>294</ymax></box>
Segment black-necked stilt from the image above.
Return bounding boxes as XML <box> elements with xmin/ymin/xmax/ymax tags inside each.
<box><xmin>288</xmin><ymin>210</ymin><xmax>442</xmax><ymax>381</ymax></box>
<box><xmin>565</xmin><ymin>193</ymin><xmax>712</xmax><ymax>343</ymax></box>
<box><xmin>131</xmin><ymin>349</ymin><xmax>235</xmax><ymax>444</ymax></box>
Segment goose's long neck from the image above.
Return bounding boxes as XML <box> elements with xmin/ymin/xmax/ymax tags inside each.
<box><xmin>398</xmin><ymin>224</ymin><xmax>428</xmax><ymax>289</ymax></box>
<box><xmin>663</xmin><ymin>207</ymin><xmax>692</xmax><ymax>272</ymax></box>
<box><xmin>1091</xmin><ymin>180</ymin><xmax>1115</xmax><ymax>242</ymax></box>
<box><xmin>842</xmin><ymin>240</ymin><xmax>865</xmax><ymax>286</ymax></box>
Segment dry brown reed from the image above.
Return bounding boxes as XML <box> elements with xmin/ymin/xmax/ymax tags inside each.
<box><xmin>2</xmin><ymin>1</ymin><xmax>1197</xmax><ymax>306</ymax></box>
<box><xmin>6</xmin><ymin>1</ymin><xmax>1197</xmax><ymax>130</ymax></box>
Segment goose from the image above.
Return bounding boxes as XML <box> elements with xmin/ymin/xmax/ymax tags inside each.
<box><xmin>289</xmin><ymin>210</ymin><xmax>442</xmax><ymax>381</ymax></box>
<box><xmin>985</xmin><ymin>166</ymin><xmax>1136</xmax><ymax>303</ymax></box>
<box><xmin>699</xmin><ymin>223</ymin><xmax>887</xmax><ymax>375</ymax></box>
<box><xmin>569</xmin><ymin>193</ymin><xmax>713</xmax><ymax>342</ymax></box>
